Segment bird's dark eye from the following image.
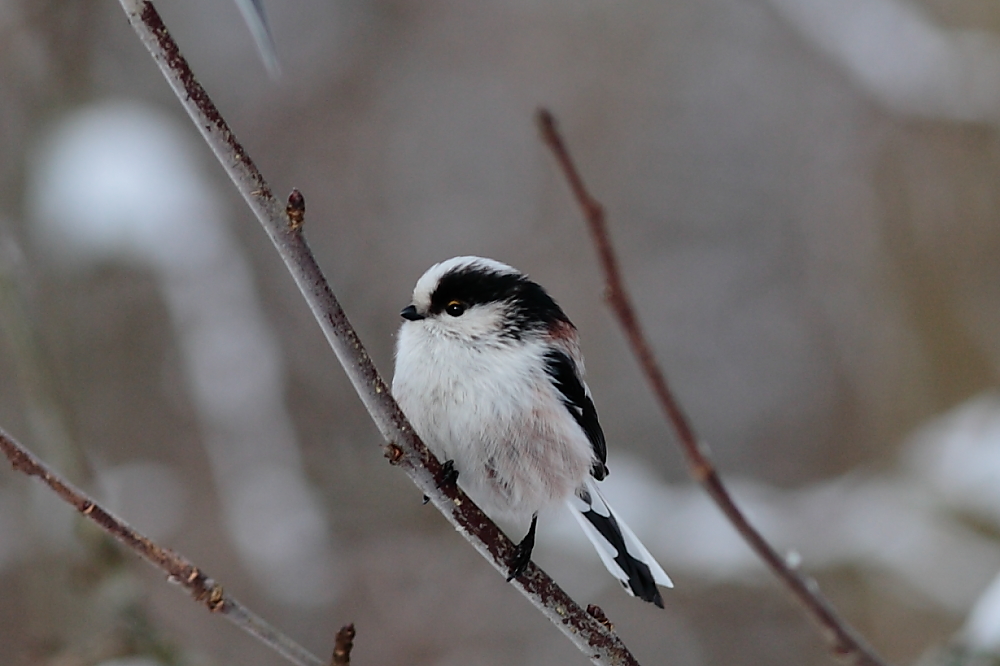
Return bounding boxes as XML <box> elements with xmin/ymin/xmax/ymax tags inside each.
<box><xmin>445</xmin><ymin>300</ymin><xmax>466</xmax><ymax>317</ymax></box>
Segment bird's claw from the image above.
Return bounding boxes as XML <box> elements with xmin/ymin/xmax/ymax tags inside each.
<box><xmin>424</xmin><ymin>460</ymin><xmax>459</xmax><ymax>505</ymax></box>
<box><xmin>505</xmin><ymin>514</ymin><xmax>538</xmax><ymax>582</ymax></box>
<box><xmin>505</xmin><ymin>541</ymin><xmax>533</xmax><ymax>581</ymax></box>
<box><xmin>441</xmin><ymin>459</ymin><xmax>459</xmax><ymax>487</ymax></box>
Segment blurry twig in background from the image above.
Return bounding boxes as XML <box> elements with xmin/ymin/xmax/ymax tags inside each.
<box><xmin>233</xmin><ymin>0</ymin><xmax>282</xmax><ymax>77</ymax></box>
<box><xmin>0</xmin><ymin>427</ymin><xmax>327</xmax><ymax>666</ymax></box>
<box><xmin>113</xmin><ymin>1</ymin><xmax>642</xmax><ymax>664</ymax></box>
<box><xmin>537</xmin><ymin>108</ymin><xmax>892</xmax><ymax>666</ymax></box>
<box><xmin>330</xmin><ymin>623</ymin><xmax>356</xmax><ymax>666</ymax></box>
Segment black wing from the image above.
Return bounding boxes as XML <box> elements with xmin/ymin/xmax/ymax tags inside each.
<box><xmin>544</xmin><ymin>349</ymin><xmax>608</xmax><ymax>480</ymax></box>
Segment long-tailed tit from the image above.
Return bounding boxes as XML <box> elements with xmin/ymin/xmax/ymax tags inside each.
<box><xmin>392</xmin><ymin>256</ymin><xmax>673</xmax><ymax>607</ymax></box>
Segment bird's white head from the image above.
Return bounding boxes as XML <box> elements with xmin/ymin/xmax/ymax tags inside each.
<box><xmin>399</xmin><ymin>256</ymin><xmax>571</xmax><ymax>345</ymax></box>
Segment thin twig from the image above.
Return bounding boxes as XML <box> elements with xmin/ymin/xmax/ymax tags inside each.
<box><xmin>537</xmin><ymin>108</ymin><xmax>893</xmax><ymax>666</ymax></box>
<box><xmin>113</xmin><ymin>2</ymin><xmax>639</xmax><ymax>664</ymax></box>
<box><xmin>330</xmin><ymin>624</ymin><xmax>356</xmax><ymax>666</ymax></box>
<box><xmin>0</xmin><ymin>427</ymin><xmax>325</xmax><ymax>666</ymax></box>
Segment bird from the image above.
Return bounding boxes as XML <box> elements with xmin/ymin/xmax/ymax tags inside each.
<box><xmin>392</xmin><ymin>256</ymin><xmax>673</xmax><ymax>606</ymax></box>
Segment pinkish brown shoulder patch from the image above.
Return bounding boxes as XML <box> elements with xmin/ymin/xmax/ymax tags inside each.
<box><xmin>548</xmin><ymin>318</ymin><xmax>577</xmax><ymax>341</ymax></box>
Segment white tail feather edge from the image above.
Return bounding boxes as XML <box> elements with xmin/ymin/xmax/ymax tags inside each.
<box><xmin>567</xmin><ymin>477</ymin><xmax>674</xmax><ymax>592</ymax></box>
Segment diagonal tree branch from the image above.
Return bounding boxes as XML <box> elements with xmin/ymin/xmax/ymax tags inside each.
<box><xmin>112</xmin><ymin>1</ymin><xmax>640</xmax><ymax>664</ymax></box>
<box><xmin>537</xmin><ymin>108</ymin><xmax>892</xmax><ymax>666</ymax></box>
<box><xmin>0</xmin><ymin>427</ymin><xmax>326</xmax><ymax>666</ymax></box>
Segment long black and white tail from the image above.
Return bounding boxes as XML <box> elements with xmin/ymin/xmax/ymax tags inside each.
<box><xmin>567</xmin><ymin>477</ymin><xmax>673</xmax><ymax>607</ymax></box>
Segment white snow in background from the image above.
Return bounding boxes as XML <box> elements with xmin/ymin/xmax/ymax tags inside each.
<box><xmin>765</xmin><ymin>0</ymin><xmax>1000</xmax><ymax>122</ymax></box>
<box><xmin>28</xmin><ymin>100</ymin><xmax>341</xmax><ymax>605</ymax></box>
<box><xmin>29</xmin><ymin>102</ymin><xmax>225</xmax><ymax>270</ymax></box>
<box><xmin>909</xmin><ymin>395</ymin><xmax>1000</xmax><ymax>651</ymax></box>
<box><xmin>964</xmin><ymin>571</ymin><xmax>1000</xmax><ymax>651</ymax></box>
<box><xmin>543</xmin><ymin>392</ymin><xmax>1000</xmax><ymax>616</ymax></box>
<box><xmin>97</xmin><ymin>462</ymin><xmax>188</xmax><ymax>543</ymax></box>
<box><xmin>907</xmin><ymin>393</ymin><xmax>1000</xmax><ymax>524</ymax></box>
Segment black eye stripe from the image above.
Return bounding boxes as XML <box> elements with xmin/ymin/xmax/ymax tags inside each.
<box><xmin>428</xmin><ymin>266</ymin><xmax>569</xmax><ymax>336</ymax></box>
<box><xmin>429</xmin><ymin>268</ymin><xmax>524</xmax><ymax>313</ymax></box>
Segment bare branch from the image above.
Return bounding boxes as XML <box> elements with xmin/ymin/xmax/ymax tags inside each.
<box><xmin>0</xmin><ymin>427</ymin><xmax>325</xmax><ymax>666</ymax></box>
<box><xmin>113</xmin><ymin>2</ymin><xmax>639</xmax><ymax>664</ymax></box>
<box><xmin>537</xmin><ymin>108</ymin><xmax>893</xmax><ymax>666</ymax></box>
<box><xmin>330</xmin><ymin>624</ymin><xmax>356</xmax><ymax>666</ymax></box>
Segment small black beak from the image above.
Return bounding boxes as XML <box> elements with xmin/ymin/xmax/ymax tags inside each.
<box><xmin>400</xmin><ymin>304</ymin><xmax>425</xmax><ymax>321</ymax></box>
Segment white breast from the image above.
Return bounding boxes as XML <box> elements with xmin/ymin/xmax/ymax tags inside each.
<box><xmin>392</xmin><ymin>324</ymin><xmax>595</xmax><ymax>523</ymax></box>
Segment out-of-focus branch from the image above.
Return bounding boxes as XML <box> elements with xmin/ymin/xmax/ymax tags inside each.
<box><xmin>113</xmin><ymin>2</ymin><xmax>639</xmax><ymax>664</ymax></box>
<box><xmin>0</xmin><ymin>427</ymin><xmax>325</xmax><ymax>666</ymax></box>
<box><xmin>537</xmin><ymin>108</ymin><xmax>893</xmax><ymax>666</ymax></box>
<box><xmin>233</xmin><ymin>0</ymin><xmax>281</xmax><ymax>77</ymax></box>
<box><xmin>330</xmin><ymin>623</ymin><xmax>356</xmax><ymax>666</ymax></box>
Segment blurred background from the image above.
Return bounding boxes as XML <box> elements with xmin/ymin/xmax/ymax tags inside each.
<box><xmin>3</xmin><ymin>0</ymin><xmax>1000</xmax><ymax>664</ymax></box>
